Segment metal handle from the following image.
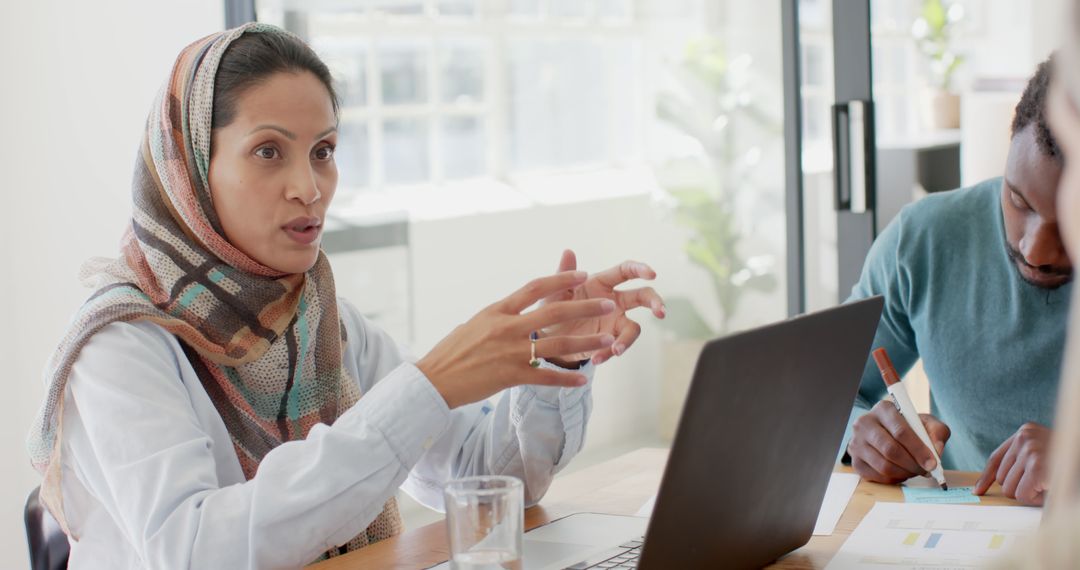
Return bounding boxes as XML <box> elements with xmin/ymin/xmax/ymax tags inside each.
<box><xmin>848</xmin><ymin>101</ymin><xmax>867</xmax><ymax>214</ymax></box>
<box><xmin>832</xmin><ymin>100</ymin><xmax>874</xmax><ymax>214</ymax></box>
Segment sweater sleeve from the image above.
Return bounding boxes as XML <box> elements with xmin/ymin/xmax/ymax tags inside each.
<box><xmin>838</xmin><ymin>209</ymin><xmax>920</xmax><ymax>460</ymax></box>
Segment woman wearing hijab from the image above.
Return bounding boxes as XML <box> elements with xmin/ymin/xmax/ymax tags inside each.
<box><xmin>27</xmin><ymin>23</ymin><xmax>664</xmax><ymax>569</ymax></box>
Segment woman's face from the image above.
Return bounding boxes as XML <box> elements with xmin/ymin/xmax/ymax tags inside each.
<box><xmin>208</xmin><ymin>70</ymin><xmax>338</xmax><ymax>274</ymax></box>
<box><xmin>1049</xmin><ymin>79</ymin><xmax>1080</xmax><ymax>261</ymax></box>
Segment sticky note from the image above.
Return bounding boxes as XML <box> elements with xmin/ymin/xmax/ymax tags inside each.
<box><xmin>901</xmin><ymin>486</ymin><xmax>981</xmax><ymax>504</ymax></box>
<box><xmin>989</xmin><ymin>534</ymin><xmax>1006</xmax><ymax>550</ymax></box>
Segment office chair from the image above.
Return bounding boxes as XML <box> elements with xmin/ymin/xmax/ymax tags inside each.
<box><xmin>24</xmin><ymin>486</ymin><xmax>70</xmax><ymax>570</ymax></box>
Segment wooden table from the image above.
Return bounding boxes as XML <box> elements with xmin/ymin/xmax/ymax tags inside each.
<box><xmin>310</xmin><ymin>448</ymin><xmax>1021</xmax><ymax>569</ymax></box>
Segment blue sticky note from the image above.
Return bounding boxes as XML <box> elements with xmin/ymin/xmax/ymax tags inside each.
<box><xmin>902</xmin><ymin>486</ymin><xmax>981</xmax><ymax>504</ymax></box>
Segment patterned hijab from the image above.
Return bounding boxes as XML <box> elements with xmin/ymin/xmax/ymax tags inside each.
<box><xmin>26</xmin><ymin>23</ymin><xmax>401</xmax><ymax>558</ymax></box>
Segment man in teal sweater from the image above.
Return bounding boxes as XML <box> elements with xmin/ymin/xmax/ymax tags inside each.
<box><xmin>844</xmin><ymin>57</ymin><xmax>1071</xmax><ymax>507</ymax></box>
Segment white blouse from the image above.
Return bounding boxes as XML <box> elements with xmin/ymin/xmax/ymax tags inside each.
<box><xmin>57</xmin><ymin>299</ymin><xmax>594</xmax><ymax>569</ymax></box>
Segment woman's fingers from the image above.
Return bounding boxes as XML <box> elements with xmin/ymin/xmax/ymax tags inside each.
<box><xmin>615</xmin><ymin>287</ymin><xmax>666</xmax><ymax>318</ymax></box>
<box><xmin>611</xmin><ymin>315</ymin><xmax>642</xmax><ymax>357</ymax></box>
<box><xmin>535</xmin><ymin>333</ymin><xmax>614</xmax><ymax>360</ymax></box>
<box><xmin>556</xmin><ymin>249</ymin><xmax>577</xmax><ymax>273</ymax></box>
<box><xmin>542</xmin><ymin>250</ymin><xmax>579</xmax><ymax>306</ymax></box>
<box><xmin>591</xmin><ymin>315</ymin><xmax>642</xmax><ymax>365</ymax></box>
<box><xmin>521</xmin><ymin>298</ymin><xmax>615</xmax><ymax>332</ymax></box>
<box><xmin>501</xmin><ymin>271</ymin><xmax>588</xmax><ymax>313</ymax></box>
<box><xmin>592</xmin><ymin>261</ymin><xmax>656</xmax><ymax>289</ymax></box>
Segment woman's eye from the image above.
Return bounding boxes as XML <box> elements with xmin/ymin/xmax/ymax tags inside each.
<box><xmin>314</xmin><ymin>146</ymin><xmax>335</xmax><ymax>161</ymax></box>
<box><xmin>255</xmin><ymin>146</ymin><xmax>279</xmax><ymax>160</ymax></box>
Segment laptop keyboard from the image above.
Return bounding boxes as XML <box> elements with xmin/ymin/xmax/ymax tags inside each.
<box><xmin>563</xmin><ymin>537</ymin><xmax>644</xmax><ymax>569</ymax></box>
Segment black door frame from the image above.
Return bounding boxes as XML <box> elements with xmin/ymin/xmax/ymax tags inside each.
<box><xmin>782</xmin><ymin>0</ymin><xmax>878</xmax><ymax>315</ymax></box>
<box><xmin>831</xmin><ymin>0</ymin><xmax>878</xmax><ymax>304</ymax></box>
<box><xmin>781</xmin><ymin>0</ymin><xmax>805</xmax><ymax>317</ymax></box>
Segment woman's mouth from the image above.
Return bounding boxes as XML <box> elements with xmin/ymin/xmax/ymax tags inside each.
<box><xmin>283</xmin><ymin>216</ymin><xmax>322</xmax><ymax>245</ymax></box>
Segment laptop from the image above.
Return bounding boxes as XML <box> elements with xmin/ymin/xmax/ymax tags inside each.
<box><xmin>431</xmin><ymin>296</ymin><xmax>883</xmax><ymax>570</ymax></box>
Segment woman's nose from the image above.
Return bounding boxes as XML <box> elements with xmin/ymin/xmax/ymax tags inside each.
<box><xmin>284</xmin><ymin>164</ymin><xmax>321</xmax><ymax>205</ymax></box>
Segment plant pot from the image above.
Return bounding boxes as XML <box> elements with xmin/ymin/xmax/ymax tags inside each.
<box><xmin>922</xmin><ymin>89</ymin><xmax>961</xmax><ymax>130</ymax></box>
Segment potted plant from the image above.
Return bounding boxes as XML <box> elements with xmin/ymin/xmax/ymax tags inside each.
<box><xmin>653</xmin><ymin>38</ymin><xmax>780</xmax><ymax>439</ymax></box>
<box><xmin>912</xmin><ymin>0</ymin><xmax>965</xmax><ymax>129</ymax></box>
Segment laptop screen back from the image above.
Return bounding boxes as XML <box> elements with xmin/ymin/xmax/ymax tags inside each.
<box><xmin>638</xmin><ymin>297</ymin><xmax>883</xmax><ymax>569</ymax></box>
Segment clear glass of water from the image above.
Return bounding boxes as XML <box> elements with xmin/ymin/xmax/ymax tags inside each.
<box><xmin>444</xmin><ymin>475</ymin><xmax>524</xmax><ymax>570</ymax></box>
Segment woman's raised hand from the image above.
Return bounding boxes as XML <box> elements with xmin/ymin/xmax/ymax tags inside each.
<box><xmin>417</xmin><ymin>270</ymin><xmax>618</xmax><ymax>409</ymax></box>
<box><xmin>539</xmin><ymin>250</ymin><xmax>665</xmax><ymax>367</ymax></box>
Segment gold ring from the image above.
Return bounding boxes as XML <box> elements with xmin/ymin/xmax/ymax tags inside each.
<box><xmin>529</xmin><ymin>331</ymin><xmax>540</xmax><ymax>368</ymax></box>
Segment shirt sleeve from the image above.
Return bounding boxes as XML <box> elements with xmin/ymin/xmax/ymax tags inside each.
<box><xmin>838</xmin><ymin>209</ymin><xmax>920</xmax><ymax>460</ymax></box>
<box><xmin>403</xmin><ymin>361</ymin><xmax>595</xmax><ymax>509</ymax></box>
<box><xmin>338</xmin><ymin>302</ymin><xmax>594</xmax><ymax>510</ymax></box>
<box><xmin>61</xmin><ymin>321</ymin><xmax>451</xmax><ymax>570</ymax></box>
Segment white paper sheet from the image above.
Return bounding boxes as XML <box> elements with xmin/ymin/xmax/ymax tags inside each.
<box><xmin>632</xmin><ymin>472</ymin><xmax>859</xmax><ymax>536</ymax></box>
<box><xmin>825</xmin><ymin>502</ymin><xmax>1042</xmax><ymax>569</ymax></box>
<box><xmin>813</xmin><ymin>472</ymin><xmax>861</xmax><ymax>535</ymax></box>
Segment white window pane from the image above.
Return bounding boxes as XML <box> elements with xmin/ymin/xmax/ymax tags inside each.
<box><xmin>365</xmin><ymin>0</ymin><xmax>424</xmax><ymax>16</ymax></box>
<box><xmin>313</xmin><ymin>39</ymin><xmax>368</xmax><ymax>108</ymax></box>
<box><xmin>509</xmin><ymin>0</ymin><xmax>540</xmax><ymax>17</ymax></box>
<box><xmin>441</xmin><ymin>116</ymin><xmax>485</xmax><ymax>179</ymax></box>
<box><xmin>338</xmin><ymin>120</ymin><xmax>371</xmax><ymax>190</ymax></box>
<box><xmin>507</xmin><ymin>38</ymin><xmax>640</xmax><ymax>170</ymax></box>
<box><xmin>802</xmin><ymin>95</ymin><xmax>827</xmax><ymax>144</ymax></box>
<box><xmin>799</xmin><ymin>0</ymin><xmax>827</xmax><ymax>28</ymax></box>
<box><xmin>637</xmin><ymin>0</ymin><xmax>702</xmax><ymax>19</ymax></box>
<box><xmin>597</xmin><ymin>0</ymin><xmax>632</xmax><ymax>21</ymax></box>
<box><xmin>379</xmin><ymin>41</ymin><xmax>428</xmax><ymax>105</ymax></box>
<box><xmin>384</xmin><ymin>118</ymin><xmax>430</xmax><ymax>184</ymax></box>
<box><xmin>549</xmin><ymin>0</ymin><xmax>588</xmax><ymax>19</ymax></box>
<box><xmin>438</xmin><ymin>0</ymin><xmax>478</xmax><ymax>16</ymax></box>
<box><xmin>605</xmin><ymin>40</ymin><xmax>641</xmax><ymax>159</ymax></box>
<box><xmin>803</xmin><ymin>44</ymin><xmax>823</xmax><ymax>88</ymax></box>
<box><xmin>871</xmin><ymin>0</ymin><xmax>913</xmax><ymax>30</ymax></box>
<box><xmin>438</xmin><ymin>39</ymin><xmax>487</xmax><ymax>104</ymax></box>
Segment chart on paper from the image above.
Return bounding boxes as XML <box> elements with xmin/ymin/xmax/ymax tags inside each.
<box><xmin>825</xmin><ymin>503</ymin><xmax>1042</xmax><ymax>569</ymax></box>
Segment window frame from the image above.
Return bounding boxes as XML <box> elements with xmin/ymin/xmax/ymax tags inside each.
<box><xmin>245</xmin><ymin>0</ymin><xmax>646</xmax><ymax>198</ymax></box>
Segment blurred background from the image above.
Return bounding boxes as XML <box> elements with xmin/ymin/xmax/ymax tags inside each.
<box><xmin>0</xmin><ymin>0</ymin><xmax>1065</xmax><ymax>567</ymax></box>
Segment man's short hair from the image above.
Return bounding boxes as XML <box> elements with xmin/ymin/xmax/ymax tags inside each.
<box><xmin>1011</xmin><ymin>54</ymin><xmax>1062</xmax><ymax>162</ymax></box>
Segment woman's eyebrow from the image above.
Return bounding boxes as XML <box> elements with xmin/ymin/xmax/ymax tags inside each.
<box><xmin>246</xmin><ymin>125</ymin><xmax>337</xmax><ymax>140</ymax></box>
<box><xmin>248</xmin><ymin>124</ymin><xmax>296</xmax><ymax>139</ymax></box>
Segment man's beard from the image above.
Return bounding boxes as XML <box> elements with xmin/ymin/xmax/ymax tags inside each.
<box><xmin>1004</xmin><ymin>239</ymin><xmax>1073</xmax><ymax>290</ymax></box>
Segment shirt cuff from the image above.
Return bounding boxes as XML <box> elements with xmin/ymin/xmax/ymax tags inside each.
<box><xmin>525</xmin><ymin>358</ymin><xmax>595</xmax><ymax>407</ymax></box>
<box><xmin>337</xmin><ymin>362</ymin><xmax>452</xmax><ymax>469</ymax></box>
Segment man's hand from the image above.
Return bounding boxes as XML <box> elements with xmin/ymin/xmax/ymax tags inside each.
<box><xmin>974</xmin><ymin>423</ymin><xmax>1051</xmax><ymax>506</ymax></box>
<box><xmin>848</xmin><ymin>400</ymin><xmax>951</xmax><ymax>484</ymax></box>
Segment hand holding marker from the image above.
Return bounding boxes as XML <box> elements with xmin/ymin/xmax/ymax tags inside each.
<box><xmin>871</xmin><ymin>348</ymin><xmax>948</xmax><ymax>491</ymax></box>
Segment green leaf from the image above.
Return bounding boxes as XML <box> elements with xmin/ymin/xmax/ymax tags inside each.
<box><xmin>922</xmin><ymin>0</ymin><xmax>946</xmax><ymax>32</ymax></box>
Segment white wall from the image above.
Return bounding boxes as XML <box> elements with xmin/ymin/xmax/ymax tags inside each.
<box><xmin>0</xmin><ymin>2</ymin><xmax>223</xmax><ymax>568</ymax></box>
